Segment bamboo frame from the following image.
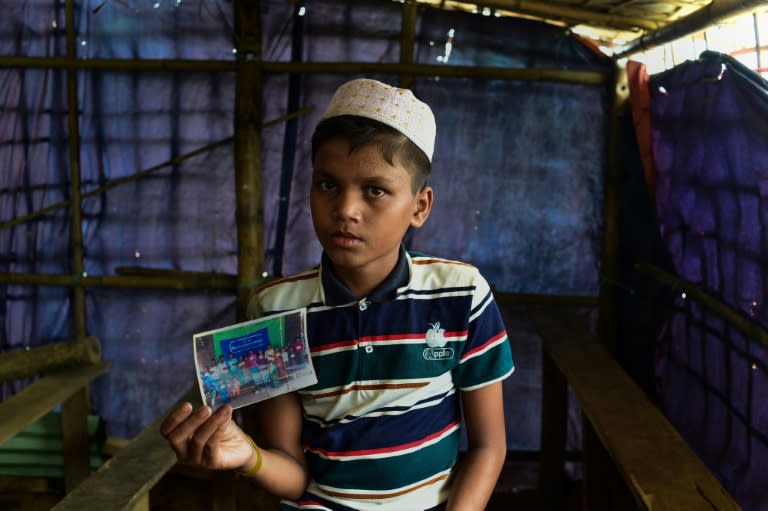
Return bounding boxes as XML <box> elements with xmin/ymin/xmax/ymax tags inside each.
<box><xmin>0</xmin><ymin>56</ymin><xmax>608</xmax><ymax>85</ymax></box>
<box><xmin>479</xmin><ymin>0</ymin><xmax>662</xmax><ymax>31</ymax></box>
<box><xmin>399</xmin><ymin>0</ymin><xmax>418</xmax><ymax>89</ymax></box>
<box><xmin>234</xmin><ymin>0</ymin><xmax>265</xmax><ymax>322</ymax></box>
<box><xmin>61</xmin><ymin>0</ymin><xmax>91</xmax><ymax>491</ymax></box>
<box><xmin>0</xmin><ymin>107</ymin><xmax>313</xmax><ymax>233</ymax></box>
<box><xmin>597</xmin><ymin>61</ymin><xmax>629</xmax><ymax>353</ymax></box>
<box><xmin>0</xmin><ymin>336</ymin><xmax>101</xmax><ymax>383</ymax></box>
<box><xmin>0</xmin><ymin>271</ymin><xmax>236</xmax><ymax>290</ymax></box>
<box><xmin>636</xmin><ymin>262</ymin><xmax>768</xmax><ymax>350</ymax></box>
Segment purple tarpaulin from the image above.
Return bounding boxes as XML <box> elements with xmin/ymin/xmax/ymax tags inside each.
<box><xmin>651</xmin><ymin>51</ymin><xmax>768</xmax><ymax>511</ymax></box>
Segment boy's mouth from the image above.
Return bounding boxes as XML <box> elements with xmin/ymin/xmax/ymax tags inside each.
<box><xmin>330</xmin><ymin>231</ymin><xmax>362</xmax><ymax>248</ymax></box>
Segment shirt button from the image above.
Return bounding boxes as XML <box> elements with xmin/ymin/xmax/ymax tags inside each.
<box><xmin>364</xmin><ymin>345</ymin><xmax>374</xmax><ymax>354</ymax></box>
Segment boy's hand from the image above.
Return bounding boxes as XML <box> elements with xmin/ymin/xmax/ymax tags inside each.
<box><xmin>160</xmin><ymin>402</ymin><xmax>256</xmax><ymax>472</ymax></box>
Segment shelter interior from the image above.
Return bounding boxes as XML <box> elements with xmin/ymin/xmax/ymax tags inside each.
<box><xmin>1</xmin><ymin>1</ymin><xmax>767</xmax><ymax>510</ymax></box>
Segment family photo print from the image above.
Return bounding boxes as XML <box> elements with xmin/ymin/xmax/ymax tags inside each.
<box><xmin>193</xmin><ymin>308</ymin><xmax>316</xmax><ymax>410</ymax></box>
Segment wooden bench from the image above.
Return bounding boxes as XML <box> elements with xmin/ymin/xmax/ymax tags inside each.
<box><xmin>51</xmin><ymin>385</ymin><xmax>201</xmax><ymax>511</ymax></box>
<box><xmin>0</xmin><ymin>336</ymin><xmax>109</xmax><ymax>491</ymax></box>
<box><xmin>531</xmin><ymin>308</ymin><xmax>742</xmax><ymax>510</ymax></box>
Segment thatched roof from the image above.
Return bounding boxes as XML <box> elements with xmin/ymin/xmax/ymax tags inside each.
<box><xmin>421</xmin><ymin>0</ymin><xmax>766</xmax><ymax>55</ymax></box>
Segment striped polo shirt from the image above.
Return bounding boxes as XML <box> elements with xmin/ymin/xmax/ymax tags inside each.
<box><xmin>248</xmin><ymin>248</ymin><xmax>514</xmax><ymax>510</ymax></box>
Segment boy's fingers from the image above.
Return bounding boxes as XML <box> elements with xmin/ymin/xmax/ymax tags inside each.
<box><xmin>159</xmin><ymin>402</ymin><xmax>193</xmax><ymax>437</ymax></box>
<box><xmin>163</xmin><ymin>405</ymin><xmax>213</xmax><ymax>457</ymax></box>
<box><xmin>188</xmin><ymin>405</ymin><xmax>234</xmax><ymax>461</ymax></box>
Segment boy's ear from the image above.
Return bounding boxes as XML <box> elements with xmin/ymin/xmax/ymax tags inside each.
<box><xmin>410</xmin><ymin>186</ymin><xmax>433</xmax><ymax>228</ymax></box>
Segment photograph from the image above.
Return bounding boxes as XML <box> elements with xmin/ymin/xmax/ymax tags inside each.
<box><xmin>193</xmin><ymin>308</ymin><xmax>316</xmax><ymax>410</ymax></box>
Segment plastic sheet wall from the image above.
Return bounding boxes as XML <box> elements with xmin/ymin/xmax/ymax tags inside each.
<box><xmin>650</xmin><ymin>52</ymin><xmax>768</xmax><ymax>511</ymax></box>
<box><xmin>1</xmin><ymin>0</ymin><xmax>610</xmax><ymax>452</ymax></box>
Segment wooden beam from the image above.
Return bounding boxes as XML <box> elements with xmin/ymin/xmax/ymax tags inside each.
<box><xmin>537</xmin><ymin>347</ymin><xmax>568</xmax><ymax>510</ymax></box>
<box><xmin>64</xmin><ymin>0</ymin><xmax>91</xmax><ymax>489</ymax></box>
<box><xmin>0</xmin><ymin>271</ymin><xmax>237</xmax><ymax>290</ymax></box>
<box><xmin>636</xmin><ymin>262</ymin><xmax>768</xmax><ymax>350</ymax></box>
<box><xmin>597</xmin><ymin>60</ymin><xmax>629</xmax><ymax>353</ymax></box>
<box><xmin>399</xmin><ymin>0</ymin><xmax>418</xmax><ymax>89</ymax></box>
<box><xmin>0</xmin><ymin>362</ymin><xmax>110</xmax><ymax>446</ymax></box>
<box><xmin>0</xmin><ymin>56</ymin><xmax>609</xmax><ymax>85</ymax></box>
<box><xmin>64</xmin><ymin>0</ymin><xmax>86</xmax><ymax>343</ymax></box>
<box><xmin>529</xmin><ymin>309</ymin><xmax>742</xmax><ymax>510</ymax></box>
<box><xmin>265</xmin><ymin>62</ymin><xmax>609</xmax><ymax>84</ymax></box>
<box><xmin>50</xmin><ymin>386</ymin><xmax>201</xmax><ymax>511</ymax></box>
<box><xmin>0</xmin><ymin>336</ymin><xmax>101</xmax><ymax>383</ymax></box>
<box><xmin>61</xmin><ymin>387</ymin><xmax>91</xmax><ymax>492</ymax></box>
<box><xmin>0</xmin><ymin>106</ymin><xmax>312</xmax><ymax>233</ymax></box>
<box><xmin>234</xmin><ymin>0</ymin><xmax>265</xmax><ymax>322</ymax></box>
<box><xmin>478</xmin><ymin>0</ymin><xmax>662</xmax><ymax>30</ymax></box>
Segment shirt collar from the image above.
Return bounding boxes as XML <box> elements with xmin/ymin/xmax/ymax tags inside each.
<box><xmin>320</xmin><ymin>245</ymin><xmax>410</xmax><ymax>306</ymax></box>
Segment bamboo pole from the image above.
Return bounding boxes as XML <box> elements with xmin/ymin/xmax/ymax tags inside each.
<box><xmin>64</xmin><ymin>0</ymin><xmax>85</xmax><ymax>341</ymax></box>
<box><xmin>228</xmin><ymin>2</ymin><xmax>267</xmax><ymax>506</ymax></box>
<box><xmin>399</xmin><ymin>0</ymin><xmax>418</xmax><ymax>89</ymax></box>
<box><xmin>272</xmin><ymin>62</ymin><xmax>609</xmax><ymax>84</ymax></box>
<box><xmin>0</xmin><ymin>271</ymin><xmax>236</xmax><ymax>290</ymax></box>
<box><xmin>0</xmin><ymin>56</ymin><xmax>609</xmax><ymax>85</ymax></box>
<box><xmin>63</xmin><ymin>0</ymin><xmax>91</xmax><ymax>491</ymax></box>
<box><xmin>0</xmin><ymin>56</ymin><xmax>237</xmax><ymax>71</ymax></box>
<box><xmin>233</xmin><ymin>2</ymin><xmax>265</xmax><ymax>319</ymax></box>
<box><xmin>615</xmin><ymin>0</ymin><xmax>768</xmax><ymax>58</ymax></box>
<box><xmin>0</xmin><ymin>273</ymin><xmax>599</xmax><ymax>301</ymax></box>
<box><xmin>480</xmin><ymin>0</ymin><xmax>662</xmax><ymax>31</ymax></box>
<box><xmin>272</xmin><ymin>2</ymin><xmax>306</xmax><ymax>277</ymax></box>
<box><xmin>0</xmin><ymin>108</ymin><xmax>313</xmax><ymax>232</ymax></box>
<box><xmin>636</xmin><ymin>262</ymin><xmax>768</xmax><ymax>350</ymax></box>
<box><xmin>0</xmin><ymin>337</ymin><xmax>101</xmax><ymax>383</ymax></box>
<box><xmin>597</xmin><ymin>60</ymin><xmax>628</xmax><ymax>354</ymax></box>
<box><xmin>538</xmin><ymin>345</ymin><xmax>568</xmax><ymax>510</ymax></box>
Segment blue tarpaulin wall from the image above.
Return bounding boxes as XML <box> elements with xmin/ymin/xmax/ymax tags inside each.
<box><xmin>1</xmin><ymin>0</ymin><xmax>609</xmax><ymax>440</ymax></box>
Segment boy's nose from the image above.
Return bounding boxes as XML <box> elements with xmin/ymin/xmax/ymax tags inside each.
<box><xmin>333</xmin><ymin>192</ymin><xmax>362</xmax><ymax>221</ymax></box>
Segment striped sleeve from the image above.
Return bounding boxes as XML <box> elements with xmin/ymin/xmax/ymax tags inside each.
<box><xmin>451</xmin><ymin>272</ymin><xmax>514</xmax><ymax>390</ymax></box>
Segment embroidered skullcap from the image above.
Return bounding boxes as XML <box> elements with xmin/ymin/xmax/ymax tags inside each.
<box><xmin>322</xmin><ymin>78</ymin><xmax>436</xmax><ymax>162</ymax></box>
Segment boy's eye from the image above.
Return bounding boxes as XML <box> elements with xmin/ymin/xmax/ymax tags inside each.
<box><xmin>317</xmin><ymin>180</ymin><xmax>336</xmax><ymax>192</ymax></box>
<box><xmin>367</xmin><ymin>186</ymin><xmax>386</xmax><ymax>197</ymax></box>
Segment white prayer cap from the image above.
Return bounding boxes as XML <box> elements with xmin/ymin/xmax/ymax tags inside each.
<box><xmin>321</xmin><ymin>78</ymin><xmax>436</xmax><ymax>162</ymax></box>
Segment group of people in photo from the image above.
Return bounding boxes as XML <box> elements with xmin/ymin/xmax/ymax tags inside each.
<box><xmin>200</xmin><ymin>337</ymin><xmax>309</xmax><ymax>405</ymax></box>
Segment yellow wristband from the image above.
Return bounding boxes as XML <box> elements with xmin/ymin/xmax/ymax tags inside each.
<box><xmin>236</xmin><ymin>435</ymin><xmax>263</xmax><ymax>478</ymax></box>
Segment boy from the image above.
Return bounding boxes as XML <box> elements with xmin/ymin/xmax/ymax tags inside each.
<box><xmin>161</xmin><ymin>78</ymin><xmax>514</xmax><ymax>510</ymax></box>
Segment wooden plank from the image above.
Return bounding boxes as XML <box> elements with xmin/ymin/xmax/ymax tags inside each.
<box><xmin>597</xmin><ymin>61</ymin><xmax>628</xmax><ymax>355</ymax></box>
<box><xmin>0</xmin><ymin>362</ymin><xmax>110</xmax><ymax>446</ymax></box>
<box><xmin>0</xmin><ymin>337</ymin><xmax>101</xmax><ymax>383</ymax></box>
<box><xmin>398</xmin><ymin>0</ymin><xmax>417</xmax><ymax>89</ymax></box>
<box><xmin>128</xmin><ymin>494</ymin><xmax>149</xmax><ymax>511</ymax></box>
<box><xmin>61</xmin><ymin>387</ymin><xmax>91</xmax><ymax>491</ymax></box>
<box><xmin>582</xmin><ymin>416</ymin><xmax>635</xmax><ymax>510</ymax></box>
<box><xmin>51</xmin><ymin>385</ymin><xmax>201</xmax><ymax>511</ymax></box>
<box><xmin>233</xmin><ymin>0</ymin><xmax>265</xmax><ymax>322</ymax></box>
<box><xmin>529</xmin><ymin>309</ymin><xmax>742</xmax><ymax>511</ymax></box>
<box><xmin>537</xmin><ymin>348</ymin><xmax>567</xmax><ymax>510</ymax></box>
